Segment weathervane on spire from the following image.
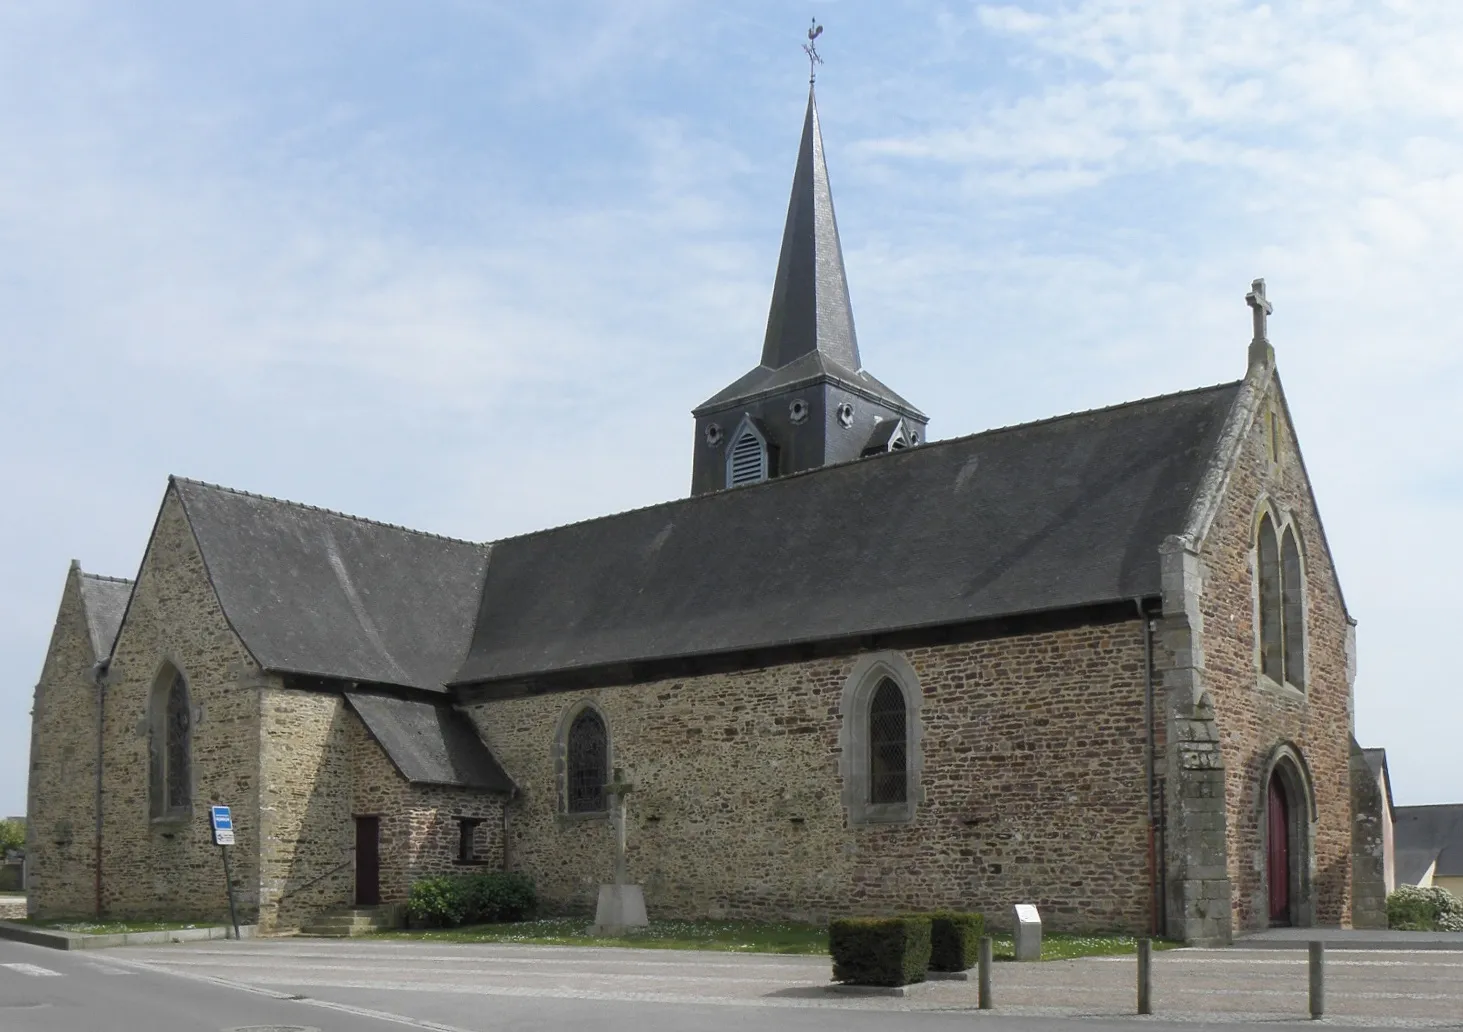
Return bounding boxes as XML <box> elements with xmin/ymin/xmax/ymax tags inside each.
<box><xmin>803</xmin><ymin>19</ymin><xmax>824</xmax><ymax>85</ymax></box>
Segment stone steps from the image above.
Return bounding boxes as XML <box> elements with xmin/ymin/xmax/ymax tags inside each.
<box><xmin>300</xmin><ymin>906</ymin><xmax>400</xmax><ymax>937</ymax></box>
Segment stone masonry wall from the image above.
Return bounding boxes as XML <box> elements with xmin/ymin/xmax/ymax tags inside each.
<box><xmin>97</xmin><ymin>487</ymin><xmax>266</xmax><ymax>923</ymax></box>
<box><xmin>1197</xmin><ymin>378</ymin><xmax>1355</xmax><ymax>932</ymax></box>
<box><xmin>468</xmin><ymin>623</ymin><xmax>1155</xmax><ymax>932</ymax></box>
<box><xmin>258</xmin><ymin>688</ymin><xmax>353</xmax><ymax>932</ymax></box>
<box><xmin>257</xmin><ymin>687</ymin><xmax>505</xmax><ymax>931</ymax></box>
<box><xmin>348</xmin><ymin>710</ymin><xmax>505</xmax><ymax>907</ymax></box>
<box><xmin>25</xmin><ymin>564</ymin><xmax>101</xmax><ymax>919</ymax></box>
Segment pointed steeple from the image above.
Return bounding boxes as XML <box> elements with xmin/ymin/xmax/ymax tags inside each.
<box><xmin>688</xmin><ymin>83</ymin><xmax>927</xmax><ymax>497</ymax></box>
<box><xmin>760</xmin><ymin>87</ymin><xmax>860</xmax><ymax>372</ymax></box>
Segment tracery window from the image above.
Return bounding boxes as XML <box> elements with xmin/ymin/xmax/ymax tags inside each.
<box><xmin>1257</xmin><ymin>512</ymin><xmax>1306</xmax><ymax>690</ymax></box>
<box><xmin>868</xmin><ymin>678</ymin><xmax>908</xmax><ymax>804</ymax></box>
<box><xmin>839</xmin><ymin>653</ymin><xmax>922</xmax><ymax>824</ymax></box>
<box><xmin>151</xmin><ymin>668</ymin><xmax>192</xmax><ymax>819</ymax></box>
<box><xmin>566</xmin><ymin>709</ymin><xmax>608</xmax><ymax>813</ymax></box>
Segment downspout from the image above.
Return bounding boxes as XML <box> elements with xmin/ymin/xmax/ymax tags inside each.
<box><xmin>1135</xmin><ymin>599</ymin><xmax>1158</xmax><ymax>938</ymax></box>
<box><xmin>91</xmin><ymin>658</ymin><xmax>109</xmax><ymax>919</ymax></box>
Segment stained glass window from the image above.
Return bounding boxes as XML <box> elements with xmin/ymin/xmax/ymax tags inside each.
<box><xmin>567</xmin><ymin>709</ymin><xmax>607</xmax><ymax>813</ymax></box>
<box><xmin>868</xmin><ymin>678</ymin><xmax>907</xmax><ymax>805</ymax></box>
<box><xmin>164</xmin><ymin>672</ymin><xmax>192</xmax><ymax>812</ymax></box>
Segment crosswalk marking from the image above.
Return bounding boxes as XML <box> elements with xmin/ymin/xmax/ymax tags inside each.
<box><xmin>1</xmin><ymin>962</ymin><xmax>63</xmax><ymax>977</ymax></box>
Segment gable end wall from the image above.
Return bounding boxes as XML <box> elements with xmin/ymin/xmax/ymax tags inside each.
<box><xmin>25</xmin><ymin>566</ymin><xmax>101</xmax><ymax>918</ymax></box>
<box><xmin>98</xmin><ymin>487</ymin><xmax>266</xmax><ymax>921</ymax></box>
<box><xmin>1196</xmin><ymin>376</ymin><xmax>1355</xmax><ymax>931</ymax></box>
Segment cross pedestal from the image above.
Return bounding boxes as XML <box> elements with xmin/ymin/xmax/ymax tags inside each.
<box><xmin>593</xmin><ymin>768</ymin><xmax>648</xmax><ymax>935</ymax></box>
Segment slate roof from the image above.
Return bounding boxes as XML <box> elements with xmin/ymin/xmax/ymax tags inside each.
<box><xmin>454</xmin><ymin>380</ymin><xmax>1242</xmax><ymax>687</ymax></box>
<box><xmin>346</xmin><ymin>692</ymin><xmax>513</xmax><ymax>791</ymax></box>
<box><xmin>78</xmin><ymin>571</ymin><xmax>133</xmax><ymax>659</ymax></box>
<box><xmin>173</xmin><ymin>478</ymin><xmax>489</xmax><ymax>692</ymax></box>
<box><xmin>694</xmin><ymin>89</ymin><xmax>919</xmax><ymax>419</ymax></box>
<box><xmin>1395</xmin><ymin>804</ymin><xmax>1463</xmax><ymax>883</ymax></box>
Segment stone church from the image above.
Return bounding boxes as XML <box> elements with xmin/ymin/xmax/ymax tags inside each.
<box><xmin>26</xmin><ymin>87</ymin><xmax>1386</xmax><ymax>944</ymax></box>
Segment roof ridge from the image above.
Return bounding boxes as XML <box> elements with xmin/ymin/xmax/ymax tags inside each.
<box><xmin>485</xmin><ymin>378</ymin><xmax>1245</xmax><ymax>548</ymax></box>
<box><xmin>170</xmin><ymin>476</ymin><xmax>484</xmax><ymax>547</ymax></box>
<box><xmin>79</xmin><ymin>571</ymin><xmax>134</xmax><ymax>585</ymax></box>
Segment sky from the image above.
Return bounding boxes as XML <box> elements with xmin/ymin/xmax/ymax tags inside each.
<box><xmin>1</xmin><ymin>0</ymin><xmax>1460</xmax><ymax>819</ymax></box>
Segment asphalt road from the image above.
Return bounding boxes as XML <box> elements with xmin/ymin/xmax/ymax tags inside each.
<box><xmin>3</xmin><ymin>935</ymin><xmax>1462</xmax><ymax>1032</ymax></box>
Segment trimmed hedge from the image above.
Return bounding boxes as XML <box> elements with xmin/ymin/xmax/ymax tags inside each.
<box><xmin>407</xmin><ymin>871</ymin><xmax>537</xmax><ymax>928</ymax></box>
<box><xmin>928</xmin><ymin>911</ymin><xmax>985</xmax><ymax>972</ymax></box>
<box><xmin>829</xmin><ymin>916</ymin><xmax>932</xmax><ymax>986</ymax></box>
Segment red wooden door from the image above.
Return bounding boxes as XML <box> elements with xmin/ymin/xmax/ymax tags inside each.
<box><xmin>355</xmin><ymin>816</ymin><xmax>380</xmax><ymax>906</ymax></box>
<box><xmin>1267</xmin><ymin>777</ymin><xmax>1290</xmax><ymax>925</ymax></box>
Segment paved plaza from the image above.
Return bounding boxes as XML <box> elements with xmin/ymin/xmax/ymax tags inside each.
<box><xmin>4</xmin><ymin>934</ymin><xmax>1463</xmax><ymax>1030</ymax></box>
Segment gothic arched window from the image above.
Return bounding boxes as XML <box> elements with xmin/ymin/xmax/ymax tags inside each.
<box><xmin>839</xmin><ymin>654</ymin><xmax>922</xmax><ymax>824</ymax></box>
<box><xmin>1257</xmin><ymin>514</ymin><xmax>1284</xmax><ymax>683</ymax></box>
<box><xmin>566</xmin><ymin>708</ymin><xmax>608</xmax><ymax>813</ymax></box>
<box><xmin>150</xmin><ymin>667</ymin><xmax>192</xmax><ymax>819</ymax></box>
<box><xmin>1257</xmin><ymin>512</ymin><xmax>1306</xmax><ymax>690</ymax></box>
<box><xmin>868</xmin><ymin>678</ymin><xmax>908</xmax><ymax>805</ymax></box>
<box><xmin>1281</xmin><ymin>528</ymin><xmax>1306</xmax><ymax>689</ymax></box>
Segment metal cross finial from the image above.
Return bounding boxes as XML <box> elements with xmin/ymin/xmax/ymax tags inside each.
<box><xmin>1246</xmin><ymin>278</ymin><xmax>1273</xmax><ymax>343</ymax></box>
<box><xmin>803</xmin><ymin>19</ymin><xmax>824</xmax><ymax>85</ymax></box>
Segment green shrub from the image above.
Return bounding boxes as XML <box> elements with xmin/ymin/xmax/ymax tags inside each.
<box><xmin>927</xmin><ymin>911</ymin><xmax>985</xmax><ymax>972</ymax></box>
<box><xmin>465</xmin><ymin>871</ymin><xmax>538</xmax><ymax>923</ymax></box>
<box><xmin>407</xmin><ymin>875</ymin><xmax>470</xmax><ymax>928</ymax></box>
<box><xmin>1387</xmin><ymin>885</ymin><xmax>1463</xmax><ymax>932</ymax></box>
<box><xmin>407</xmin><ymin>872</ymin><xmax>538</xmax><ymax>928</ymax></box>
<box><xmin>829</xmin><ymin>916</ymin><xmax>932</xmax><ymax>986</ymax></box>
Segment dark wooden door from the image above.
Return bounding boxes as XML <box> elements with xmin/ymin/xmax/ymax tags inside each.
<box><xmin>355</xmin><ymin>816</ymin><xmax>380</xmax><ymax>906</ymax></box>
<box><xmin>1267</xmin><ymin>777</ymin><xmax>1290</xmax><ymax>925</ymax></box>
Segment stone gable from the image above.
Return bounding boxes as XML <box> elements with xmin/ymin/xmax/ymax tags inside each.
<box><xmin>1193</xmin><ymin>371</ymin><xmax>1356</xmax><ymax>932</ymax></box>
<box><xmin>96</xmin><ymin>485</ymin><xmax>265</xmax><ymax>922</ymax></box>
<box><xmin>25</xmin><ymin>564</ymin><xmax>102</xmax><ymax>918</ymax></box>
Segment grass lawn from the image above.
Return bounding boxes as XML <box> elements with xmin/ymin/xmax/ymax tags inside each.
<box><xmin>17</xmin><ymin>918</ymin><xmax>207</xmax><ymax>935</ymax></box>
<box><xmin>371</xmin><ymin>918</ymin><xmax>1179</xmax><ymax>960</ymax></box>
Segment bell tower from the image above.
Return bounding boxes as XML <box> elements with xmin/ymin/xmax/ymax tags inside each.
<box><xmin>690</xmin><ymin>86</ymin><xmax>927</xmax><ymax>496</ymax></box>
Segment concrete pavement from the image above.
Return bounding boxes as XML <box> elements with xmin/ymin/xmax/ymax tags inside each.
<box><xmin>4</xmin><ymin>934</ymin><xmax>1463</xmax><ymax>1030</ymax></box>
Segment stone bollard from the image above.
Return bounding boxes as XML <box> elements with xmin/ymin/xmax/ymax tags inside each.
<box><xmin>1137</xmin><ymin>938</ymin><xmax>1152</xmax><ymax>1015</ymax></box>
<box><xmin>1309</xmin><ymin>941</ymin><xmax>1324</xmax><ymax>1019</ymax></box>
<box><xmin>978</xmin><ymin>936</ymin><xmax>993</xmax><ymax>1010</ymax></box>
<box><xmin>1013</xmin><ymin>904</ymin><xmax>1042</xmax><ymax>962</ymax></box>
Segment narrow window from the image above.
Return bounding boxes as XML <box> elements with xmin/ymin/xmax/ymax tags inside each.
<box><xmin>1258</xmin><ymin>515</ymin><xmax>1284</xmax><ymax>683</ymax></box>
<box><xmin>1269</xmin><ymin>409</ymin><xmax>1281</xmax><ymax>464</ymax></box>
<box><xmin>456</xmin><ymin>818</ymin><xmax>482</xmax><ymax>863</ymax></box>
<box><xmin>159</xmin><ymin>671</ymin><xmax>192</xmax><ymax>814</ymax></box>
<box><xmin>1281</xmin><ymin>528</ymin><xmax>1305</xmax><ymax>689</ymax></box>
<box><xmin>727</xmin><ymin>429</ymin><xmax>768</xmax><ymax>486</ymax></box>
<box><xmin>868</xmin><ymin>678</ymin><xmax>907</xmax><ymax>804</ymax></box>
<box><xmin>566</xmin><ymin>709</ymin><xmax>608</xmax><ymax>813</ymax></box>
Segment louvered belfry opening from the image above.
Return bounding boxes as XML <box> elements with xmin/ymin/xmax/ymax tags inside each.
<box><xmin>728</xmin><ymin>429</ymin><xmax>768</xmax><ymax>486</ymax></box>
<box><xmin>868</xmin><ymin>677</ymin><xmax>908</xmax><ymax>804</ymax></box>
<box><xmin>567</xmin><ymin>709</ymin><xmax>607</xmax><ymax>812</ymax></box>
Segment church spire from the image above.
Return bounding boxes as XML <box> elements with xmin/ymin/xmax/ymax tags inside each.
<box><xmin>687</xmin><ymin>63</ymin><xmax>927</xmax><ymax>497</ymax></box>
<box><xmin>759</xmin><ymin>86</ymin><xmax>861</xmax><ymax>373</ymax></box>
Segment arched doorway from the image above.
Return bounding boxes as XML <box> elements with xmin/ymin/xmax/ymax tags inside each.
<box><xmin>1266</xmin><ymin>772</ymin><xmax>1291</xmax><ymax>925</ymax></box>
<box><xmin>1259</xmin><ymin>744</ymin><xmax>1315</xmax><ymax>929</ymax></box>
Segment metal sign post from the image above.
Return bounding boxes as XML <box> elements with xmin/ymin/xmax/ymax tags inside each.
<box><xmin>210</xmin><ymin>805</ymin><xmax>240</xmax><ymax>941</ymax></box>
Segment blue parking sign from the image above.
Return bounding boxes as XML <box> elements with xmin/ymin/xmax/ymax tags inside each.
<box><xmin>211</xmin><ymin>805</ymin><xmax>234</xmax><ymax>846</ymax></box>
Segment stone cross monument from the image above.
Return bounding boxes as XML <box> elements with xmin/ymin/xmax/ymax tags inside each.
<box><xmin>592</xmin><ymin>768</ymin><xmax>649</xmax><ymax>934</ymax></box>
<box><xmin>1246</xmin><ymin>277</ymin><xmax>1276</xmax><ymax>368</ymax></box>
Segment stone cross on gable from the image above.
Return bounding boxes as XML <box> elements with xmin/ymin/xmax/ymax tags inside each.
<box><xmin>1246</xmin><ymin>278</ymin><xmax>1273</xmax><ymax>343</ymax></box>
<box><xmin>606</xmin><ymin>767</ymin><xmax>634</xmax><ymax>886</ymax></box>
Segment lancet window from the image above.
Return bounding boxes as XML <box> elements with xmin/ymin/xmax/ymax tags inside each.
<box><xmin>1257</xmin><ymin>512</ymin><xmax>1306</xmax><ymax>690</ymax></box>
<box><xmin>566</xmin><ymin>708</ymin><xmax>608</xmax><ymax>813</ymax></box>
